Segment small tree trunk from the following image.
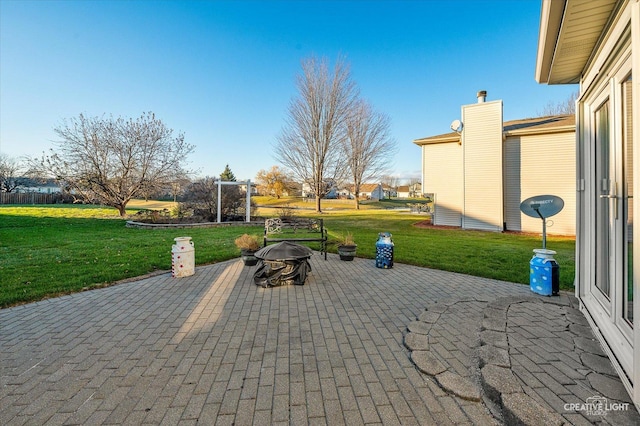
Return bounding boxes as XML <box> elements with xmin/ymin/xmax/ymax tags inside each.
<box><xmin>117</xmin><ymin>204</ymin><xmax>127</xmax><ymax>217</ymax></box>
<box><xmin>315</xmin><ymin>196</ymin><xmax>322</xmax><ymax>213</ymax></box>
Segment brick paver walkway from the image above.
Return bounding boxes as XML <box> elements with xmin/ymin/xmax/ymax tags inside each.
<box><xmin>1</xmin><ymin>253</ymin><xmax>639</xmax><ymax>425</ymax></box>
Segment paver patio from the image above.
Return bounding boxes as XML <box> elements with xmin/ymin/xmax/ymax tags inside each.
<box><xmin>1</xmin><ymin>253</ymin><xmax>638</xmax><ymax>425</ymax></box>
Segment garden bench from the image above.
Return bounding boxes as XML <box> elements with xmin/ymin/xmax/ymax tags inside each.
<box><xmin>264</xmin><ymin>218</ymin><xmax>328</xmax><ymax>260</ymax></box>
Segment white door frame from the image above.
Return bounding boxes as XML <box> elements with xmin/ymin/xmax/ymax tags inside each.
<box><xmin>579</xmin><ymin>42</ymin><xmax>636</xmax><ymax>399</ymax></box>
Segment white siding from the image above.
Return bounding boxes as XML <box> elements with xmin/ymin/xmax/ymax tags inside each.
<box><xmin>462</xmin><ymin>100</ymin><xmax>504</xmax><ymax>231</ymax></box>
<box><xmin>520</xmin><ymin>132</ymin><xmax>576</xmax><ymax>235</ymax></box>
<box><xmin>423</xmin><ymin>142</ymin><xmax>463</xmax><ymax>226</ymax></box>
<box><xmin>503</xmin><ymin>136</ymin><xmax>522</xmax><ymax>231</ymax></box>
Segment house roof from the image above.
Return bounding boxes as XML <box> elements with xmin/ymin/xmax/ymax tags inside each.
<box><xmin>536</xmin><ymin>0</ymin><xmax>618</xmax><ymax>84</ymax></box>
<box><xmin>397</xmin><ymin>186</ymin><xmax>410</xmax><ymax>192</ymax></box>
<box><xmin>413</xmin><ymin>114</ymin><xmax>575</xmax><ymax>146</ymax></box>
<box><xmin>358</xmin><ymin>183</ymin><xmax>381</xmax><ymax>193</ymax></box>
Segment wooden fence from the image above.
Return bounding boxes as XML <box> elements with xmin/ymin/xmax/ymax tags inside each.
<box><xmin>0</xmin><ymin>192</ymin><xmax>58</xmax><ymax>205</ymax></box>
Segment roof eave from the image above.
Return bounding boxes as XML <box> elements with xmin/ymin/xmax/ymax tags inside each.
<box><xmin>535</xmin><ymin>0</ymin><xmax>567</xmax><ymax>84</ymax></box>
<box><xmin>505</xmin><ymin>124</ymin><xmax>576</xmax><ymax>138</ymax></box>
<box><xmin>413</xmin><ymin>135</ymin><xmax>460</xmax><ymax>146</ymax></box>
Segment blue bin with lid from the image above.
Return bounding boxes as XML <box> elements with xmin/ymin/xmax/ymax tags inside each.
<box><xmin>530</xmin><ymin>249</ymin><xmax>559</xmax><ymax>296</ymax></box>
<box><xmin>375</xmin><ymin>232</ymin><xmax>394</xmax><ymax>269</ymax></box>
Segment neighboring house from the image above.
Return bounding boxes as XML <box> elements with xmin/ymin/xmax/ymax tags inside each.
<box><xmin>237</xmin><ymin>182</ymin><xmax>259</xmax><ymax>195</ymax></box>
<box><xmin>536</xmin><ymin>0</ymin><xmax>639</xmax><ymax>408</ymax></box>
<box><xmin>301</xmin><ymin>181</ymin><xmax>338</xmax><ymax>199</ymax></box>
<box><xmin>397</xmin><ymin>185</ymin><xmax>411</xmax><ymax>198</ymax></box>
<box><xmin>382</xmin><ymin>184</ymin><xmax>396</xmax><ymax>199</ymax></box>
<box><xmin>396</xmin><ymin>183</ymin><xmax>422</xmax><ymax>198</ymax></box>
<box><xmin>414</xmin><ymin>93</ymin><xmax>576</xmax><ymax>235</ymax></box>
<box><xmin>358</xmin><ymin>183</ymin><xmax>385</xmax><ymax>200</ymax></box>
<box><xmin>409</xmin><ymin>182</ymin><xmax>422</xmax><ymax>197</ymax></box>
<box><xmin>16</xmin><ymin>178</ymin><xmax>62</xmax><ymax>194</ymax></box>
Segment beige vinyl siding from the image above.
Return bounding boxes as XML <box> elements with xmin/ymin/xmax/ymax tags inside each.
<box><xmin>503</xmin><ymin>136</ymin><xmax>522</xmax><ymax>231</ymax></box>
<box><xmin>519</xmin><ymin>131</ymin><xmax>576</xmax><ymax>235</ymax></box>
<box><xmin>423</xmin><ymin>143</ymin><xmax>462</xmax><ymax>226</ymax></box>
<box><xmin>462</xmin><ymin>100</ymin><xmax>504</xmax><ymax>231</ymax></box>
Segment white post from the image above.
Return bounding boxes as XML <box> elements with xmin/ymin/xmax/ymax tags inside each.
<box><xmin>217</xmin><ymin>180</ymin><xmax>222</xmax><ymax>223</ymax></box>
<box><xmin>245</xmin><ymin>179</ymin><xmax>251</xmax><ymax>222</ymax></box>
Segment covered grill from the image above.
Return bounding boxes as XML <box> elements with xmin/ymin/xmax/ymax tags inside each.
<box><xmin>253</xmin><ymin>241</ymin><xmax>313</xmax><ymax>287</ymax></box>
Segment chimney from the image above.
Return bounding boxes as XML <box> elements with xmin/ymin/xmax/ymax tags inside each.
<box><xmin>477</xmin><ymin>90</ymin><xmax>487</xmax><ymax>103</ymax></box>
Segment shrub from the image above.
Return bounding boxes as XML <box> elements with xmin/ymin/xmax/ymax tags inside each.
<box><xmin>234</xmin><ymin>234</ymin><xmax>260</xmax><ymax>251</ymax></box>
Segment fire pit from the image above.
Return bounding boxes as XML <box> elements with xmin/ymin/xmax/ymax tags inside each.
<box><xmin>253</xmin><ymin>241</ymin><xmax>313</xmax><ymax>287</ymax></box>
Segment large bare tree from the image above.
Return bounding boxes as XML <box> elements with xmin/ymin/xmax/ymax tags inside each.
<box><xmin>343</xmin><ymin>100</ymin><xmax>396</xmax><ymax>209</ymax></box>
<box><xmin>275</xmin><ymin>56</ymin><xmax>358</xmax><ymax>212</ymax></box>
<box><xmin>0</xmin><ymin>154</ymin><xmax>24</xmax><ymax>193</ymax></box>
<box><xmin>39</xmin><ymin>112</ymin><xmax>193</xmax><ymax>216</ymax></box>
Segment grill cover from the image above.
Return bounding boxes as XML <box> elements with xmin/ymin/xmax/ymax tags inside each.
<box><xmin>253</xmin><ymin>242</ymin><xmax>312</xmax><ymax>287</ymax></box>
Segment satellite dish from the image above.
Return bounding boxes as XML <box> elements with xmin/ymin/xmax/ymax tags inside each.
<box><xmin>520</xmin><ymin>195</ymin><xmax>564</xmax><ymax>249</ymax></box>
<box><xmin>450</xmin><ymin>119</ymin><xmax>463</xmax><ymax>133</ymax></box>
<box><xmin>520</xmin><ymin>195</ymin><xmax>564</xmax><ymax>219</ymax></box>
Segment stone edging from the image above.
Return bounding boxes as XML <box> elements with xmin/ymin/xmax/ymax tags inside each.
<box><xmin>125</xmin><ymin>220</ymin><xmax>265</xmax><ymax>229</ymax></box>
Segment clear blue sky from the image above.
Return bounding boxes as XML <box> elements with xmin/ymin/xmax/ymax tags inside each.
<box><xmin>0</xmin><ymin>0</ymin><xmax>577</xmax><ymax>182</ymax></box>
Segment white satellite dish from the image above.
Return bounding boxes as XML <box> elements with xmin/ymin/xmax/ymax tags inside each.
<box><xmin>450</xmin><ymin>119</ymin><xmax>463</xmax><ymax>133</ymax></box>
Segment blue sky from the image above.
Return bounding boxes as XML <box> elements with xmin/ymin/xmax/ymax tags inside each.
<box><xmin>0</xmin><ymin>0</ymin><xmax>577</xmax><ymax>182</ymax></box>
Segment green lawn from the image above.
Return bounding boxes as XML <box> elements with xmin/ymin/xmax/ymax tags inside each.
<box><xmin>318</xmin><ymin>210</ymin><xmax>575</xmax><ymax>290</ymax></box>
<box><xmin>0</xmin><ymin>206</ymin><xmax>263</xmax><ymax>307</ymax></box>
<box><xmin>0</xmin><ymin>204</ymin><xmax>575</xmax><ymax>308</ymax></box>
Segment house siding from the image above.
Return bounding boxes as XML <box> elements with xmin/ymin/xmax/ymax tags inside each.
<box><xmin>503</xmin><ymin>136</ymin><xmax>522</xmax><ymax>231</ymax></box>
<box><xmin>416</xmin><ymin>107</ymin><xmax>575</xmax><ymax>236</ymax></box>
<box><xmin>462</xmin><ymin>100</ymin><xmax>504</xmax><ymax>231</ymax></box>
<box><xmin>519</xmin><ymin>131</ymin><xmax>576</xmax><ymax>235</ymax></box>
<box><xmin>423</xmin><ymin>142</ymin><xmax>462</xmax><ymax>226</ymax></box>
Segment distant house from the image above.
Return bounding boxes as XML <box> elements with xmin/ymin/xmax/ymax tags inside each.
<box><xmin>414</xmin><ymin>92</ymin><xmax>576</xmax><ymax>235</ymax></box>
<box><xmin>301</xmin><ymin>181</ymin><xmax>338</xmax><ymax>199</ymax></box>
<box><xmin>237</xmin><ymin>182</ymin><xmax>259</xmax><ymax>195</ymax></box>
<box><xmin>17</xmin><ymin>178</ymin><xmax>62</xmax><ymax>194</ymax></box>
<box><xmin>397</xmin><ymin>186</ymin><xmax>411</xmax><ymax>198</ymax></box>
<box><xmin>409</xmin><ymin>182</ymin><xmax>422</xmax><ymax>197</ymax></box>
<box><xmin>382</xmin><ymin>185</ymin><xmax>397</xmax><ymax>199</ymax></box>
<box><xmin>358</xmin><ymin>183</ymin><xmax>385</xmax><ymax>200</ymax></box>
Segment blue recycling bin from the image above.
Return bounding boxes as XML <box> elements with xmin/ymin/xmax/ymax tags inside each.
<box><xmin>530</xmin><ymin>249</ymin><xmax>559</xmax><ymax>296</ymax></box>
<box><xmin>375</xmin><ymin>232</ymin><xmax>394</xmax><ymax>269</ymax></box>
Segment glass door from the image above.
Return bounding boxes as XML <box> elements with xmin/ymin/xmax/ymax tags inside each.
<box><xmin>595</xmin><ymin>98</ymin><xmax>613</xmax><ymax>305</ymax></box>
<box><xmin>587</xmin><ymin>69</ymin><xmax>634</xmax><ymax>377</ymax></box>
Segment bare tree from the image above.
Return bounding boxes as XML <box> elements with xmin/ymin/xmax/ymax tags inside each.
<box><xmin>180</xmin><ymin>177</ymin><xmax>218</xmax><ymax>221</ymax></box>
<box><xmin>0</xmin><ymin>154</ymin><xmax>24</xmax><ymax>192</ymax></box>
<box><xmin>343</xmin><ymin>100</ymin><xmax>396</xmax><ymax>209</ymax></box>
<box><xmin>37</xmin><ymin>112</ymin><xmax>193</xmax><ymax>216</ymax></box>
<box><xmin>380</xmin><ymin>175</ymin><xmax>399</xmax><ymax>192</ymax></box>
<box><xmin>275</xmin><ymin>56</ymin><xmax>358</xmax><ymax>212</ymax></box>
<box><xmin>538</xmin><ymin>91</ymin><xmax>578</xmax><ymax>116</ymax></box>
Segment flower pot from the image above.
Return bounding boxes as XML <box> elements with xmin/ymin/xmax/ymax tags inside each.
<box><xmin>337</xmin><ymin>244</ymin><xmax>357</xmax><ymax>261</ymax></box>
<box><xmin>241</xmin><ymin>249</ymin><xmax>258</xmax><ymax>266</ymax></box>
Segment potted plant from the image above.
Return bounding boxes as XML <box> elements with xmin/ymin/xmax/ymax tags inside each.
<box><xmin>235</xmin><ymin>234</ymin><xmax>260</xmax><ymax>266</ymax></box>
<box><xmin>337</xmin><ymin>232</ymin><xmax>357</xmax><ymax>261</ymax></box>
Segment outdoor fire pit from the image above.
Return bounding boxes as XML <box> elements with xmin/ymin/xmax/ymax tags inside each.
<box><xmin>253</xmin><ymin>241</ymin><xmax>313</xmax><ymax>287</ymax></box>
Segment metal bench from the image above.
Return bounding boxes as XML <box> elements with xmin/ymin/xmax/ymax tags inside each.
<box><xmin>264</xmin><ymin>218</ymin><xmax>328</xmax><ymax>260</ymax></box>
